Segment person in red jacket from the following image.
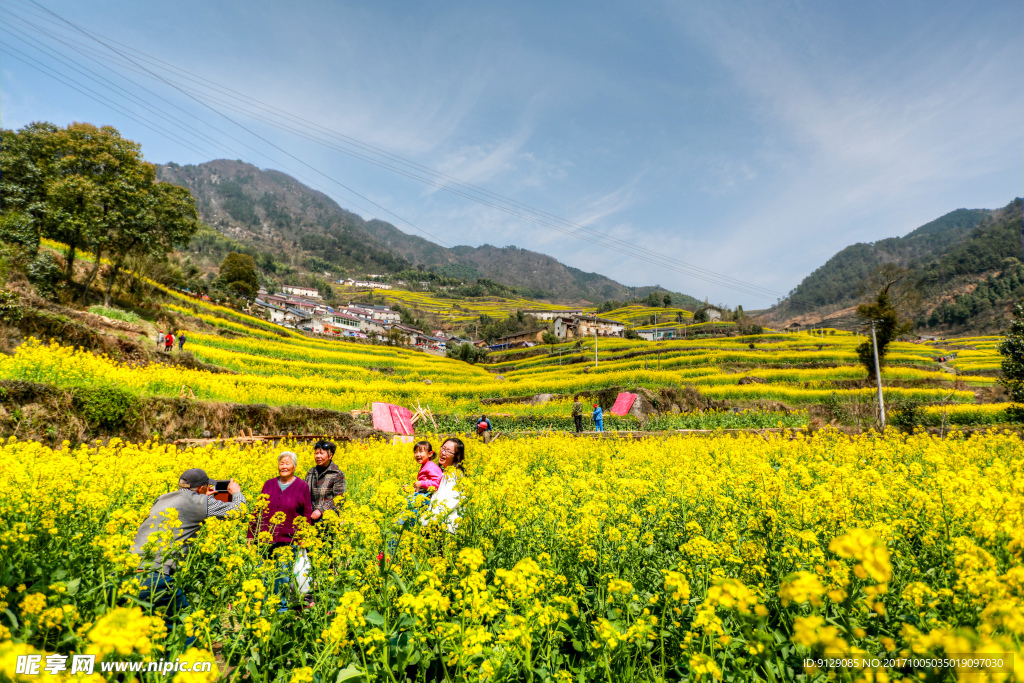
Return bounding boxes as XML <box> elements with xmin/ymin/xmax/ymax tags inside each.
<box><xmin>248</xmin><ymin>451</ymin><xmax>312</xmax><ymax>611</ymax></box>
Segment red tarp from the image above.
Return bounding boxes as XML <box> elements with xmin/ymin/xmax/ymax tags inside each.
<box><xmin>609</xmin><ymin>392</ymin><xmax>638</xmax><ymax>416</ymax></box>
<box><xmin>372</xmin><ymin>402</ymin><xmax>415</xmax><ymax>435</ymax></box>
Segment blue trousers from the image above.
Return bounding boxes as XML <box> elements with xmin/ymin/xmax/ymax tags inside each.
<box><xmin>595</xmin><ymin>419</ymin><xmax>603</xmax><ymax>432</ymax></box>
<box><xmin>136</xmin><ymin>572</ymin><xmax>194</xmax><ymax>646</ymax></box>
<box><xmin>261</xmin><ymin>543</ymin><xmax>297</xmax><ymax>612</ymax></box>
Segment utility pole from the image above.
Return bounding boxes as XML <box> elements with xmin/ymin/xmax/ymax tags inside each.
<box><xmin>870</xmin><ymin>320</ymin><xmax>886</xmax><ymax>430</ymax></box>
<box><xmin>594</xmin><ymin>315</ymin><xmax>598</xmax><ymax>367</ymax></box>
<box><xmin>654</xmin><ymin>312</ymin><xmax>658</xmax><ymax>342</ymax></box>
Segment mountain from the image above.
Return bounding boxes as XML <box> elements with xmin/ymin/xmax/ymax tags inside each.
<box><xmin>779</xmin><ymin>208</ymin><xmax>992</xmax><ymax>314</ymax></box>
<box><xmin>157</xmin><ymin>159</ymin><xmax>701</xmax><ymax>306</ymax></box>
<box><xmin>770</xmin><ymin>198</ymin><xmax>1024</xmax><ymax>334</ymax></box>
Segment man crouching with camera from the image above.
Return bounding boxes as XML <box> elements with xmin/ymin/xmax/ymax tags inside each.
<box><xmin>130</xmin><ymin>468</ymin><xmax>245</xmax><ymax>641</ymax></box>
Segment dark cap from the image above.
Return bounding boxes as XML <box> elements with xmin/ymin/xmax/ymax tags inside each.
<box><xmin>179</xmin><ymin>468</ymin><xmax>213</xmax><ymax>489</ymax></box>
<box><xmin>313</xmin><ymin>440</ymin><xmax>336</xmax><ymax>455</ymax></box>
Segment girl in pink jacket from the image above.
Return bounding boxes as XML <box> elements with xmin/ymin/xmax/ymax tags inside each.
<box><xmin>385</xmin><ymin>441</ymin><xmax>443</xmax><ymax>559</ymax></box>
<box><xmin>413</xmin><ymin>441</ymin><xmax>443</xmax><ymax>494</ymax></box>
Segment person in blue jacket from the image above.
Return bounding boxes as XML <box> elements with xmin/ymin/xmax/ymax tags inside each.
<box><xmin>592</xmin><ymin>404</ymin><xmax>603</xmax><ymax>432</ymax></box>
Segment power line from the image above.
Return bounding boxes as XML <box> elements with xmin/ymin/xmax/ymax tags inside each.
<box><xmin>0</xmin><ymin>6</ymin><xmax>442</xmax><ymax>244</ymax></box>
<box><xmin>5</xmin><ymin>0</ymin><xmax>825</xmax><ymax>310</ymax></box>
<box><xmin>12</xmin><ymin>0</ymin><xmax>455</xmax><ymax>249</ymax></box>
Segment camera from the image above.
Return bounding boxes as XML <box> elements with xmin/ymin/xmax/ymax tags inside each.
<box><xmin>211</xmin><ymin>480</ymin><xmax>233</xmax><ymax>502</ymax></box>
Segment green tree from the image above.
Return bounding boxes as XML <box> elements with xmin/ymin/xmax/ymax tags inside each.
<box><xmin>385</xmin><ymin>327</ymin><xmax>409</xmax><ymax>347</ymax></box>
<box><xmin>42</xmin><ymin>124</ymin><xmax>152</xmax><ymax>296</ymax></box>
<box><xmin>447</xmin><ymin>342</ymin><xmax>487</xmax><ymax>364</ymax></box>
<box><xmin>542</xmin><ymin>331</ymin><xmax>559</xmax><ymax>349</ymax></box>
<box><xmin>997</xmin><ymin>304</ymin><xmax>1024</xmax><ymax>421</ymax></box>
<box><xmin>662</xmin><ymin>294</ymin><xmax>672</xmax><ymax>306</ymax></box>
<box><xmin>855</xmin><ymin>267</ymin><xmax>914</xmax><ymax>380</ymax></box>
<box><xmin>102</xmin><ymin>177</ymin><xmax>198</xmax><ymax>305</ymax></box>
<box><xmin>693</xmin><ymin>309</ymin><xmax>709</xmax><ymax>324</ymax></box>
<box><xmin>219</xmin><ymin>252</ymin><xmax>259</xmax><ymax>298</ymax></box>
<box><xmin>0</xmin><ymin>122</ymin><xmax>60</xmax><ymax>260</ymax></box>
<box><xmin>1</xmin><ymin>122</ymin><xmax>198</xmax><ymax>304</ymax></box>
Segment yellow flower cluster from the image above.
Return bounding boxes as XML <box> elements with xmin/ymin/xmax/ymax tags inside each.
<box><xmin>1</xmin><ymin>430</ymin><xmax>1021</xmax><ymax>680</ymax></box>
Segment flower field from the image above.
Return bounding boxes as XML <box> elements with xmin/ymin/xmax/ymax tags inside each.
<box><xmin>2</xmin><ymin>431</ymin><xmax>1022</xmax><ymax>681</ymax></box>
<box><xmin>0</xmin><ymin>313</ymin><xmax>1008</xmax><ymax>433</ymax></box>
<box><xmin>24</xmin><ymin>237</ymin><xmax>1013</xmax><ymax>431</ymax></box>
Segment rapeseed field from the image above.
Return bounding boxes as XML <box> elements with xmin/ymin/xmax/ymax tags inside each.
<box><xmin>1</xmin><ymin>431</ymin><xmax>1021</xmax><ymax>681</ymax></box>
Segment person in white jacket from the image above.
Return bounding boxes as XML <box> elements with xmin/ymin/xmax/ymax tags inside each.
<box><xmin>424</xmin><ymin>437</ymin><xmax>465</xmax><ymax>533</ymax></box>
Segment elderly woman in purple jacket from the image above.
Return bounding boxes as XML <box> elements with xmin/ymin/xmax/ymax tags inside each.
<box><xmin>248</xmin><ymin>451</ymin><xmax>312</xmax><ymax>611</ymax></box>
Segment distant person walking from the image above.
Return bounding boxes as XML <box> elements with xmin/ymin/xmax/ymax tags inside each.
<box><xmin>164</xmin><ymin>332</ymin><xmax>174</xmax><ymax>354</ymax></box>
<box><xmin>156</xmin><ymin>330</ymin><xmax>164</xmax><ymax>348</ymax></box>
<box><xmin>592</xmin><ymin>404</ymin><xmax>603</xmax><ymax>432</ymax></box>
<box><xmin>572</xmin><ymin>396</ymin><xmax>584</xmax><ymax>433</ymax></box>
<box><xmin>178</xmin><ymin>332</ymin><xmax>187</xmax><ymax>352</ymax></box>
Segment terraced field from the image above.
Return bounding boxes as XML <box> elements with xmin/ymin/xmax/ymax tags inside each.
<box><xmin>1</xmin><ymin>273</ymin><xmax>1013</xmax><ymax>431</ymax></box>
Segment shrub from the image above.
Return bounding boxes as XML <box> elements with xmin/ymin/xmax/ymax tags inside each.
<box><xmin>25</xmin><ymin>252</ymin><xmax>64</xmax><ymax>301</ymax></box>
<box><xmin>73</xmin><ymin>385</ymin><xmax>138</xmax><ymax>429</ymax></box>
<box><xmin>87</xmin><ymin>305</ymin><xmax>143</xmax><ymax>324</ymax></box>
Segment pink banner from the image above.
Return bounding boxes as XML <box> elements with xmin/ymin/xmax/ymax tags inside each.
<box><xmin>372</xmin><ymin>402</ymin><xmax>415</xmax><ymax>435</ymax></box>
<box><xmin>609</xmin><ymin>392</ymin><xmax>637</xmax><ymax>416</ymax></box>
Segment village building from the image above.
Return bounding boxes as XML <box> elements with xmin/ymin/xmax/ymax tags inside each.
<box><xmin>313</xmin><ymin>312</ymin><xmax>362</xmax><ymax>335</ymax></box>
<box><xmin>366</xmin><ymin>305</ymin><xmax>401</xmax><ymax>323</ymax></box>
<box><xmin>285</xmin><ymin>307</ymin><xmax>313</xmax><ymax>327</ymax></box>
<box><xmin>290</xmin><ymin>300</ymin><xmax>317</xmax><ymax>314</ymax></box>
<box><xmin>359</xmin><ymin>318</ymin><xmax>388</xmax><ymax>336</ymax></box>
<box><xmin>254</xmin><ymin>299</ymin><xmax>292</xmax><ymax>324</ymax></box>
<box><xmin>575</xmin><ymin>316</ymin><xmax>626</xmax><ymax>337</ymax></box>
<box><xmin>489</xmin><ymin>329</ymin><xmax>547</xmax><ymax>350</ymax></box>
<box><xmin>282</xmin><ymin>285</ymin><xmax>320</xmax><ymax>299</ymax></box>
<box><xmin>637</xmin><ymin>328</ymin><xmax>676</xmax><ymax>341</ymax></box>
<box><xmin>553</xmin><ymin>316</ymin><xmax>578</xmax><ymax>340</ymax></box>
<box><xmin>339</xmin><ymin>279</ymin><xmax>393</xmax><ymax>290</ymax></box>
<box><xmin>525</xmin><ymin>309</ymin><xmax>584</xmax><ymax>322</ymax></box>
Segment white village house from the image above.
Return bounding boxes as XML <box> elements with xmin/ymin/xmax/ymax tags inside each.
<box><xmin>281</xmin><ymin>285</ymin><xmax>320</xmax><ymax>299</ymax></box>
<box><xmin>313</xmin><ymin>312</ymin><xmax>363</xmax><ymax>335</ymax></box>
<box><xmin>575</xmin><ymin>316</ymin><xmax>626</xmax><ymax>338</ymax></box>
<box><xmin>340</xmin><ymin>279</ymin><xmax>393</xmax><ymax>290</ymax></box>
<box><xmin>525</xmin><ymin>309</ymin><xmax>584</xmax><ymax>322</ymax></box>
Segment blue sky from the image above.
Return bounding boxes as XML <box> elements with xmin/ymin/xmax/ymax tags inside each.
<box><xmin>2</xmin><ymin>0</ymin><xmax>1021</xmax><ymax>307</ymax></box>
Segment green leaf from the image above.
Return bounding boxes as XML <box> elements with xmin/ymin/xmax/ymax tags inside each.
<box><xmin>364</xmin><ymin>610</ymin><xmax>385</xmax><ymax>626</ymax></box>
<box><xmin>335</xmin><ymin>663</ymin><xmax>364</xmax><ymax>682</ymax></box>
<box><xmin>65</xmin><ymin>578</ymin><xmax>81</xmax><ymax>596</ymax></box>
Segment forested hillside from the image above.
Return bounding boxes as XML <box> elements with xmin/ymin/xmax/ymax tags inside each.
<box><xmin>158</xmin><ymin>160</ymin><xmax>700</xmax><ymax>305</ymax></box>
<box><xmin>771</xmin><ymin>198</ymin><xmax>1023</xmax><ymax>334</ymax></box>
<box><xmin>779</xmin><ymin>208</ymin><xmax>991</xmax><ymax>313</ymax></box>
<box><xmin>918</xmin><ymin>198</ymin><xmax>1024</xmax><ymax>329</ymax></box>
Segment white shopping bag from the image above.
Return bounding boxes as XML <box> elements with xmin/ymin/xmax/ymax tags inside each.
<box><xmin>293</xmin><ymin>549</ymin><xmax>311</xmax><ymax>594</ymax></box>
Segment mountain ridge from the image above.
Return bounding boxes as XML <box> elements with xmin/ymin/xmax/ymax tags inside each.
<box><xmin>769</xmin><ymin>198</ymin><xmax>1024</xmax><ymax>334</ymax></box>
<box><xmin>157</xmin><ymin>159</ymin><xmax>702</xmax><ymax>307</ymax></box>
